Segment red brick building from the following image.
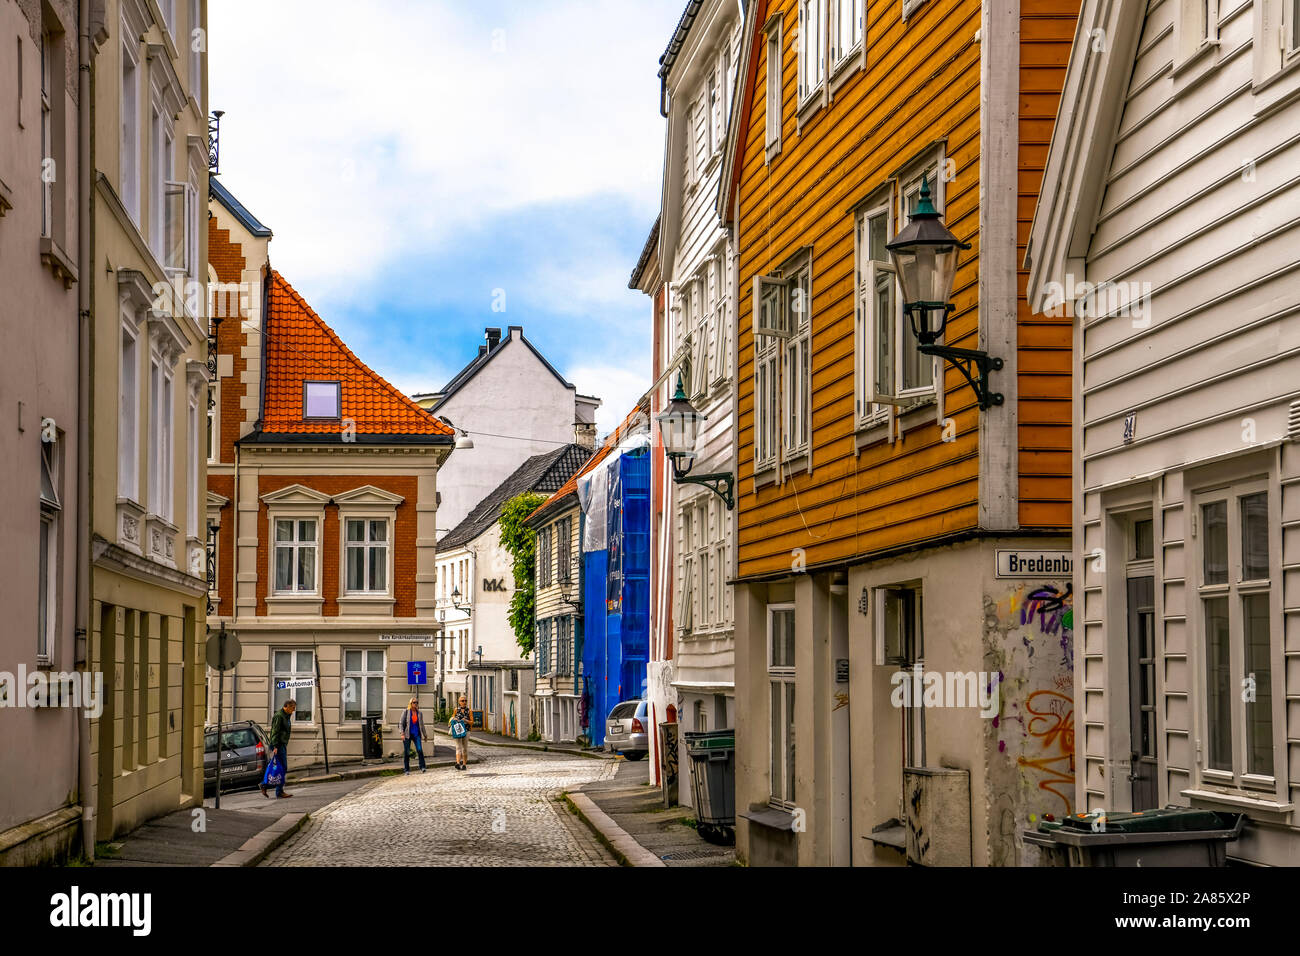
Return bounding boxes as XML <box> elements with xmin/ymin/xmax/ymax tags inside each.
<box><xmin>206</xmin><ymin>180</ymin><xmax>453</xmax><ymax>766</ymax></box>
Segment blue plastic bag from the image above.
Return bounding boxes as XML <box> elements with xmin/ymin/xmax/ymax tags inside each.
<box><xmin>449</xmin><ymin>719</ymin><xmax>468</xmax><ymax>739</ymax></box>
<box><xmin>263</xmin><ymin>754</ymin><xmax>285</xmax><ymax>788</ymax></box>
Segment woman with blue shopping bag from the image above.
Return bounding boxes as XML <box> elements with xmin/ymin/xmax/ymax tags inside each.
<box><xmin>450</xmin><ymin>695</ymin><xmax>471</xmax><ymax>770</ymax></box>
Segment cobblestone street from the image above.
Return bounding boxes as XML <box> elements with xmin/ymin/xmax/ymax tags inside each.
<box><xmin>263</xmin><ymin>746</ymin><xmax>619</xmax><ymax>866</ymax></box>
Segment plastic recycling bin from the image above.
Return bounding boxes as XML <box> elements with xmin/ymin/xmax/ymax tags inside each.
<box><xmin>1023</xmin><ymin>807</ymin><xmax>1245</xmax><ymax>867</ymax></box>
<box><xmin>684</xmin><ymin>729</ymin><xmax>736</xmax><ymax>844</ymax></box>
<box><xmin>362</xmin><ymin>716</ymin><xmax>383</xmax><ymax>759</ymax></box>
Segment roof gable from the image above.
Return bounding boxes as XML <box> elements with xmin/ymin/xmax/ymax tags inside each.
<box><xmin>1025</xmin><ymin>0</ymin><xmax>1147</xmax><ymax>313</ymax></box>
<box><xmin>210</xmin><ymin>177</ymin><xmax>273</xmax><ymax>238</ymax></box>
<box><xmin>430</xmin><ymin>327</ymin><xmax>573</xmax><ymax>412</ymax></box>
<box><xmin>259</xmin><ymin>272</ymin><xmax>453</xmax><ymax>440</ymax></box>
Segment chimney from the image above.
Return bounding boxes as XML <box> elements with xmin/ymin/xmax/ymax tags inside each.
<box><xmin>486</xmin><ymin>327</ymin><xmax>502</xmax><ymax>350</ymax></box>
<box><xmin>574</xmin><ymin>421</ymin><xmax>596</xmax><ymax>451</ymax></box>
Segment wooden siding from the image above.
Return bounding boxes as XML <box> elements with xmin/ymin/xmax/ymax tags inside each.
<box><xmin>732</xmin><ymin>0</ymin><xmax>1075</xmax><ymax>579</ymax></box>
<box><xmin>1077</xmin><ymin>0</ymin><xmax>1300</xmax><ymax>822</ymax></box>
<box><xmin>1018</xmin><ymin>0</ymin><xmax>1079</xmax><ymax>527</ymax></box>
<box><xmin>534</xmin><ymin>502</ymin><xmax>582</xmax><ymax>696</ymax></box>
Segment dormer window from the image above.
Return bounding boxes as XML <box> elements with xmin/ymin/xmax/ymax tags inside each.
<box><xmin>303</xmin><ymin>381</ymin><xmax>340</xmax><ymax>419</ymax></box>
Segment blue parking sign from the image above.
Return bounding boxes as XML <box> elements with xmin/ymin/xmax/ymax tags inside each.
<box><xmin>407</xmin><ymin>661</ymin><xmax>427</xmax><ymax>685</ymax></box>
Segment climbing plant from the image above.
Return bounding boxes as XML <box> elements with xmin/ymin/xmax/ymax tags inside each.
<box><xmin>499</xmin><ymin>491</ymin><xmax>547</xmax><ymax>655</ymax></box>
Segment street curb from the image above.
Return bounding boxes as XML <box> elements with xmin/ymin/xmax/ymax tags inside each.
<box><xmin>564</xmin><ymin>792</ymin><xmax>666</xmax><ymax>867</ymax></box>
<box><xmin>210</xmin><ymin>812</ymin><xmax>308</xmax><ymax>867</ymax></box>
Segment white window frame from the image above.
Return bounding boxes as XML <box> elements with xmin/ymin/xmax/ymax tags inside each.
<box><xmin>830</xmin><ymin>0</ymin><xmax>864</xmax><ymax>73</ymax></box>
<box><xmin>149</xmin><ymin>90</ymin><xmax>173</xmax><ymax>262</ymax></box>
<box><xmin>1175</xmin><ymin>0</ymin><xmax>1219</xmax><ymax>64</ymax></box>
<box><xmin>272</xmin><ymin>648</ymin><xmax>316</xmax><ymax>725</ymax></box>
<box><xmin>765</xmin><ymin>15</ymin><xmax>783</xmax><ymax>160</ymax></box>
<box><xmin>767</xmin><ymin>603</ymin><xmax>797</xmax><ymax>809</ymax></box>
<box><xmin>710</xmin><ymin>255</ymin><xmax>729</xmax><ymax>388</ymax></box>
<box><xmin>343</xmin><ymin>516</ymin><xmax>391</xmax><ymax>595</ymax></box>
<box><xmin>303</xmin><ymin>380</ymin><xmax>341</xmax><ymax>420</ymax></box>
<box><xmin>186</xmin><ymin>394</ymin><xmax>199</xmax><ymax>538</ymax></box>
<box><xmin>797</xmin><ymin>0</ymin><xmax>827</xmax><ymax>106</ymax></box>
<box><xmin>188</xmin><ymin>0</ymin><xmax>203</xmax><ymax>103</ymax></box>
<box><xmin>120</xmin><ymin>31</ymin><xmax>140</xmax><ymax>225</ymax></box>
<box><xmin>40</xmin><ymin>29</ymin><xmax>53</xmax><ymax>239</ymax></box>
<box><xmin>1193</xmin><ymin>478</ymin><xmax>1282</xmax><ymax>796</ymax></box>
<box><xmin>119</xmin><ymin>319</ymin><xmax>141</xmax><ymax>502</ymax></box>
<box><xmin>856</xmin><ymin>197</ymin><xmax>900</xmax><ymax>420</ymax></box>
<box><xmin>38</xmin><ymin>440</ymin><xmax>61</xmax><ymax>665</ymax></box>
<box><xmin>207</xmin><ymin>384</ymin><xmax>217</xmax><ymax>463</ymax></box>
<box><xmin>782</xmin><ymin>255</ymin><xmax>813</xmax><ymax>461</ymax></box>
<box><xmin>271</xmin><ymin>515</ymin><xmax>321</xmax><ymax>595</ymax></box>
<box><xmin>342</xmin><ymin>648</ymin><xmax>385</xmax><ymax>722</ymax></box>
<box><xmin>691</xmin><ymin>275</ymin><xmax>710</xmax><ymax>401</ymax></box>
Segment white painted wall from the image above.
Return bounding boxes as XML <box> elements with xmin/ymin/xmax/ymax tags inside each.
<box><xmin>434</xmin><ymin>328</ymin><xmax>594</xmax><ymax>532</ymax></box>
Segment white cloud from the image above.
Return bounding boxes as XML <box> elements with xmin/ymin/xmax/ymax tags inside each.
<box><xmin>208</xmin><ymin>1</ymin><xmax>678</xmax><ymax>301</ymax></box>
<box><xmin>567</xmin><ymin>360</ymin><xmax>653</xmax><ymax>435</ymax></box>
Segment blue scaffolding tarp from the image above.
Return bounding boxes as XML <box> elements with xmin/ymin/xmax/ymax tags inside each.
<box><xmin>581</xmin><ymin>446</ymin><xmax>649</xmax><ymax>747</ymax></box>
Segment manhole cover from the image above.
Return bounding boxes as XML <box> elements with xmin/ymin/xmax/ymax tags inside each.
<box><xmin>660</xmin><ymin>849</ymin><xmax>728</xmax><ymax>861</ymax></box>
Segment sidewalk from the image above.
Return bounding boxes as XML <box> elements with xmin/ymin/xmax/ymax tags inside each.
<box><xmin>570</xmin><ymin>759</ymin><xmax>735</xmax><ymax>867</ymax></box>
<box><xmin>97</xmin><ymin>749</ymin><xmax>475</xmax><ymax>867</ymax></box>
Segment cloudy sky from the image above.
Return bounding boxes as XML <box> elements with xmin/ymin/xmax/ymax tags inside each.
<box><xmin>209</xmin><ymin>1</ymin><xmax>684</xmax><ymax>434</ymax></box>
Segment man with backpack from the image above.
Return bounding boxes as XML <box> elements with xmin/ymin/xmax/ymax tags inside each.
<box><xmin>262</xmin><ymin>698</ymin><xmax>296</xmax><ymax>798</ymax></box>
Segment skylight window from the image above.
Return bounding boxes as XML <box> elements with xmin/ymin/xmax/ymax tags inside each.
<box><xmin>304</xmin><ymin>381</ymin><xmax>341</xmax><ymax>419</ymax></box>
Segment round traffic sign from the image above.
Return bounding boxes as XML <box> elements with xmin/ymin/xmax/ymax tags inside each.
<box><xmin>205</xmin><ymin>630</ymin><xmax>242</xmax><ymax>671</ymax></box>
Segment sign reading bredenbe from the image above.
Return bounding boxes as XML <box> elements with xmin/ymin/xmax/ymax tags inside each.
<box><xmin>996</xmin><ymin>550</ymin><xmax>1072</xmax><ymax>578</ymax></box>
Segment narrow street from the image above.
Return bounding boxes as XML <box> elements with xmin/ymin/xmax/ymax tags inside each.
<box><xmin>262</xmin><ymin>747</ymin><xmax>619</xmax><ymax>867</ymax></box>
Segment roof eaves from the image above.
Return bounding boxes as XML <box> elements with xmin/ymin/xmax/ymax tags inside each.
<box><xmin>209</xmin><ymin>177</ymin><xmax>273</xmax><ymax>237</ymax></box>
<box><xmin>629</xmin><ymin>215</ymin><xmax>662</xmax><ymax>289</ymax></box>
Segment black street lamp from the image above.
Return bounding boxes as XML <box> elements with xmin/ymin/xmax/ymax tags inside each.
<box><xmin>655</xmin><ymin>376</ymin><xmax>734</xmax><ymax>510</ymax></box>
<box><xmin>886</xmin><ymin>177</ymin><xmax>1003</xmax><ymax>410</ymax></box>
<box><xmin>450</xmin><ymin>586</ymin><xmax>471</xmax><ymax>615</ymax></box>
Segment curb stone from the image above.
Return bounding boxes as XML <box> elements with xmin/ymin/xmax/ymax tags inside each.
<box><xmin>210</xmin><ymin>812</ymin><xmax>308</xmax><ymax>867</ymax></box>
<box><xmin>564</xmin><ymin>792</ymin><xmax>666</xmax><ymax>867</ymax></box>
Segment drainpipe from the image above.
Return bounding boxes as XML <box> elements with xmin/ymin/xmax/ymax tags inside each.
<box><xmin>75</xmin><ymin>0</ymin><xmax>95</xmax><ymax>863</ymax></box>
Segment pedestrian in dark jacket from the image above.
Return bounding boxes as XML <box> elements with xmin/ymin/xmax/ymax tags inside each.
<box><xmin>401</xmin><ymin>697</ymin><xmax>428</xmax><ymax>774</ymax></box>
<box><xmin>262</xmin><ymin>699</ymin><xmax>295</xmax><ymax>798</ymax></box>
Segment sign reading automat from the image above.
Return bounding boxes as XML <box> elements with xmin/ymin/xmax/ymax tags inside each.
<box><xmin>995</xmin><ymin>550</ymin><xmax>1072</xmax><ymax>578</ymax></box>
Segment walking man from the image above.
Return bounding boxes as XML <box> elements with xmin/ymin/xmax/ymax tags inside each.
<box><xmin>263</xmin><ymin>698</ymin><xmax>295</xmax><ymax>798</ymax></box>
<box><xmin>401</xmin><ymin>697</ymin><xmax>429</xmax><ymax>774</ymax></box>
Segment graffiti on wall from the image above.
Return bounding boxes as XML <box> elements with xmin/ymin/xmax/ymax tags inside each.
<box><xmin>984</xmin><ymin>579</ymin><xmax>1075</xmax><ymax>866</ymax></box>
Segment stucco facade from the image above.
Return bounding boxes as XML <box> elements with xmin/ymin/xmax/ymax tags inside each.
<box><xmin>0</xmin><ymin>0</ymin><xmax>85</xmax><ymax>866</ymax></box>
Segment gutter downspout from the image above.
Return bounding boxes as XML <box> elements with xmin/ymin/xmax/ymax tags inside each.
<box><xmin>76</xmin><ymin>0</ymin><xmax>95</xmax><ymax>863</ymax></box>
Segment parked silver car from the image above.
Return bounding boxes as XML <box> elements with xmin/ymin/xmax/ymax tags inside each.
<box><xmin>604</xmin><ymin>699</ymin><xmax>649</xmax><ymax>760</ymax></box>
<box><xmin>204</xmin><ymin>721</ymin><xmax>269</xmax><ymax>794</ymax></box>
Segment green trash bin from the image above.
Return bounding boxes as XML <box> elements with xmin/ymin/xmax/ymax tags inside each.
<box><xmin>684</xmin><ymin>729</ymin><xmax>735</xmax><ymax>845</ymax></box>
<box><xmin>1024</xmin><ymin>807</ymin><xmax>1245</xmax><ymax>867</ymax></box>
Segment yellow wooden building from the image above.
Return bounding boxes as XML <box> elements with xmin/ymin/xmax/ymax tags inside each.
<box><xmin>713</xmin><ymin>0</ymin><xmax>1079</xmax><ymax>865</ymax></box>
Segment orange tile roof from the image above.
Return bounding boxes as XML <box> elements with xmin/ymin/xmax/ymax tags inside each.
<box><xmin>259</xmin><ymin>271</ymin><xmax>453</xmax><ymax>439</ymax></box>
<box><xmin>526</xmin><ymin>398</ymin><xmax>650</xmax><ymax>524</ymax></box>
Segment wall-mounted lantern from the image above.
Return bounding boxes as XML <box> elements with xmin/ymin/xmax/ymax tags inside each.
<box><xmin>655</xmin><ymin>376</ymin><xmax>734</xmax><ymax>510</ymax></box>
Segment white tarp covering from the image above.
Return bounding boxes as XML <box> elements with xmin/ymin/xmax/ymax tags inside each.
<box><xmin>577</xmin><ymin>431</ymin><xmax>650</xmax><ymax>553</ymax></box>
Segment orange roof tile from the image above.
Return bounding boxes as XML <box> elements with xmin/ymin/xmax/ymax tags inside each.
<box><xmin>526</xmin><ymin>398</ymin><xmax>650</xmax><ymax>524</ymax></box>
<box><xmin>259</xmin><ymin>271</ymin><xmax>453</xmax><ymax>439</ymax></box>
